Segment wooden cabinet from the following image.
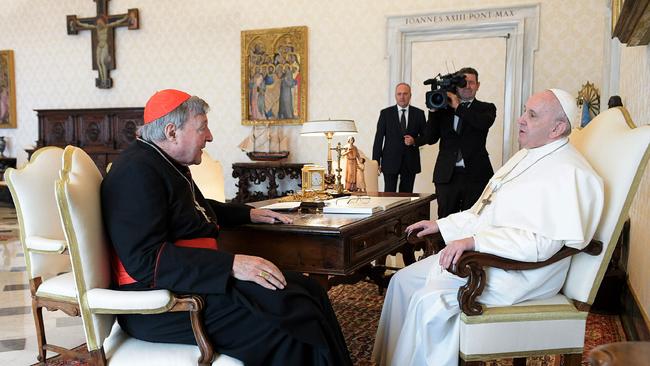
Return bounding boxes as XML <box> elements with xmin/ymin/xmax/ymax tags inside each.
<box><xmin>29</xmin><ymin>108</ymin><xmax>143</xmax><ymax>174</ymax></box>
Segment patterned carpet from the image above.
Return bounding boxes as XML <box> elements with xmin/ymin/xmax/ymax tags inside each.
<box><xmin>37</xmin><ymin>281</ymin><xmax>626</xmax><ymax>366</ymax></box>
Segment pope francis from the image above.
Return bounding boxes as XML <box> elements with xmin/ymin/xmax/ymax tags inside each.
<box><xmin>372</xmin><ymin>88</ymin><xmax>604</xmax><ymax>366</ymax></box>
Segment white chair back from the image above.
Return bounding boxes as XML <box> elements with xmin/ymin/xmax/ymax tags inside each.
<box><xmin>565</xmin><ymin>107</ymin><xmax>650</xmax><ymax>304</ymax></box>
<box><xmin>5</xmin><ymin>146</ymin><xmax>69</xmax><ymax>279</ymax></box>
<box><xmin>190</xmin><ymin>151</ymin><xmax>226</xmax><ymax>202</ymax></box>
<box><xmin>364</xmin><ymin>159</ymin><xmax>380</xmax><ymax>193</ymax></box>
<box><xmin>56</xmin><ymin>146</ymin><xmax>114</xmax><ymax>351</ymax></box>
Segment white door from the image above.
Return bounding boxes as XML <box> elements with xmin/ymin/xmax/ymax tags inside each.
<box><xmin>410</xmin><ymin>37</ymin><xmax>507</xmax><ymax>219</ymax></box>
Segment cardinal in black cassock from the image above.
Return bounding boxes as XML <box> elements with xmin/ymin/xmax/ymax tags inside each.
<box><xmin>101</xmin><ymin>89</ymin><xmax>352</xmax><ymax>366</ymax></box>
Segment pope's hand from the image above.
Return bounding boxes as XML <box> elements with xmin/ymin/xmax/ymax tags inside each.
<box><xmin>405</xmin><ymin>220</ymin><xmax>439</xmax><ymax>237</ymax></box>
<box><xmin>438</xmin><ymin>237</ymin><xmax>475</xmax><ymax>270</ymax></box>
<box><xmin>250</xmin><ymin>208</ymin><xmax>293</xmax><ymax>224</ymax></box>
<box><xmin>232</xmin><ymin>254</ymin><xmax>287</xmax><ymax>290</ymax></box>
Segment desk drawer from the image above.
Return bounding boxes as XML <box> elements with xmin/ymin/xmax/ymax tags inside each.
<box><xmin>350</xmin><ymin>219</ymin><xmax>401</xmax><ymax>262</ymax></box>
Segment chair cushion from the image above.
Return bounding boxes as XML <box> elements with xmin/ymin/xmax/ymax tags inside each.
<box><xmin>459</xmin><ymin>295</ymin><xmax>586</xmax><ymax>360</ymax></box>
<box><xmin>86</xmin><ymin>288</ymin><xmax>174</xmax><ymax>313</ymax></box>
<box><xmin>104</xmin><ymin>321</ymin><xmax>243</xmax><ymax>366</ymax></box>
<box><xmin>36</xmin><ymin>271</ymin><xmax>78</xmax><ymax>301</ymax></box>
<box><xmin>25</xmin><ymin>235</ymin><xmax>67</xmax><ymax>252</ymax></box>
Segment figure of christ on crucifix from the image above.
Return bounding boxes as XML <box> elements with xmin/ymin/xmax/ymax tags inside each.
<box><xmin>67</xmin><ymin>0</ymin><xmax>139</xmax><ymax>89</ymax></box>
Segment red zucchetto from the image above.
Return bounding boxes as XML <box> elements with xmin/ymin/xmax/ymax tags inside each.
<box><xmin>143</xmin><ymin>89</ymin><xmax>191</xmax><ymax>124</ymax></box>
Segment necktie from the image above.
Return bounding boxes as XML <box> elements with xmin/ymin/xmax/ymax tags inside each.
<box><xmin>400</xmin><ymin>109</ymin><xmax>407</xmax><ymax>132</ymax></box>
<box><xmin>455</xmin><ymin>102</ymin><xmax>469</xmax><ymax>132</ymax></box>
<box><xmin>455</xmin><ymin>102</ymin><xmax>469</xmax><ymax>162</ymax></box>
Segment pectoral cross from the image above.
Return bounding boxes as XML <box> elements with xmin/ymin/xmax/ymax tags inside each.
<box><xmin>66</xmin><ymin>0</ymin><xmax>139</xmax><ymax>89</ymax></box>
<box><xmin>473</xmin><ymin>183</ymin><xmax>495</xmax><ymax>215</ymax></box>
<box><xmin>194</xmin><ymin>200</ymin><xmax>212</xmax><ymax>223</ymax></box>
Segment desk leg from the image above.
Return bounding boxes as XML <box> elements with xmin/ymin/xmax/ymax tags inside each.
<box><xmin>309</xmin><ymin>274</ymin><xmax>330</xmax><ymax>290</ymax></box>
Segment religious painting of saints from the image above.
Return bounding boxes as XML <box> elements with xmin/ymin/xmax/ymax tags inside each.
<box><xmin>0</xmin><ymin>50</ymin><xmax>17</xmax><ymax>129</ymax></box>
<box><xmin>241</xmin><ymin>26</ymin><xmax>308</xmax><ymax>126</ymax></box>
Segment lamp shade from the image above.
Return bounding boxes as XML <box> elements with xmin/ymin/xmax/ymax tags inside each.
<box><xmin>300</xmin><ymin>119</ymin><xmax>357</xmax><ymax>136</ymax></box>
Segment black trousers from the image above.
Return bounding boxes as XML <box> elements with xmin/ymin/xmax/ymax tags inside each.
<box><xmin>434</xmin><ymin>168</ymin><xmax>487</xmax><ymax>219</ymax></box>
<box><xmin>118</xmin><ymin>272</ymin><xmax>352</xmax><ymax>366</ymax></box>
<box><xmin>383</xmin><ymin>172</ymin><xmax>416</xmax><ymax>193</ymax></box>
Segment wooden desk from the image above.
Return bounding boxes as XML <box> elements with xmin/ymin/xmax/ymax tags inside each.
<box><xmin>220</xmin><ymin>193</ymin><xmax>434</xmax><ymax>288</ymax></box>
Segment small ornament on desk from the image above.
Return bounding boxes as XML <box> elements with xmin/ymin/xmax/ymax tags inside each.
<box><xmin>301</xmin><ymin>164</ymin><xmax>326</xmax><ymax>193</ymax></box>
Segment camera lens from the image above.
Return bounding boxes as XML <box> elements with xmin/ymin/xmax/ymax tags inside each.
<box><xmin>426</xmin><ymin>90</ymin><xmax>448</xmax><ymax>109</ymax></box>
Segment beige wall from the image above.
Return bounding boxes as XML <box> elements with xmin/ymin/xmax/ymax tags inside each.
<box><xmin>0</xmin><ymin>0</ymin><xmax>607</xmax><ymax>199</ymax></box>
<box><xmin>620</xmin><ymin>45</ymin><xmax>650</xmax><ymax>327</ymax></box>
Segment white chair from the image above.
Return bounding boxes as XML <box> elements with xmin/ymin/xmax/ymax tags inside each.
<box><xmin>189</xmin><ymin>151</ymin><xmax>226</xmax><ymax>202</ymax></box>
<box><xmin>55</xmin><ymin>145</ymin><xmax>242</xmax><ymax>365</ymax></box>
<box><xmin>435</xmin><ymin>106</ymin><xmax>650</xmax><ymax>365</ymax></box>
<box><xmin>5</xmin><ymin>146</ymin><xmax>81</xmax><ymax>363</ymax></box>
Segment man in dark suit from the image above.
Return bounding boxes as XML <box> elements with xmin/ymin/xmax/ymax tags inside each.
<box><xmin>372</xmin><ymin>83</ymin><xmax>427</xmax><ymax>192</ymax></box>
<box><xmin>425</xmin><ymin>67</ymin><xmax>496</xmax><ymax>218</ymax></box>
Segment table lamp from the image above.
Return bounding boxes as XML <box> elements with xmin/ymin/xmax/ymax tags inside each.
<box><xmin>300</xmin><ymin>119</ymin><xmax>357</xmax><ymax>190</ymax></box>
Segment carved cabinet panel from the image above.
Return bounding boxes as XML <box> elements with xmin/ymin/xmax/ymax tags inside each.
<box><xmin>31</xmin><ymin>108</ymin><xmax>144</xmax><ymax>174</ymax></box>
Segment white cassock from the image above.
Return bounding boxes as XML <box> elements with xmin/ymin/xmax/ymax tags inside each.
<box><xmin>372</xmin><ymin>138</ymin><xmax>604</xmax><ymax>366</ymax></box>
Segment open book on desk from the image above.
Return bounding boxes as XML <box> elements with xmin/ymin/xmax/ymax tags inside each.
<box><xmin>322</xmin><ymin>196</ymin><xmax>411</xmax><ymax>214</ymax></box>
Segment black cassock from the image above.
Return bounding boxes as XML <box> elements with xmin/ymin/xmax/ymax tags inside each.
<box><xmin>101</xmin><ymin>140</ymin><xmax>351</xmax><ymax>366</ymax></box>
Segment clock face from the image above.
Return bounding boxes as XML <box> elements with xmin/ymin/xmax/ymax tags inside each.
<box><xmin>311</xmin><ymin>172</ymin><xmax>323</xmax><ymax>188</ymax></box>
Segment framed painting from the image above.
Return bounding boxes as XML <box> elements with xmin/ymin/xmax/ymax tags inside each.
<box><xmin>241</xmin><ymin>26</ymin><xmax>308</xmax><ymax>126</ymax></box>
<box><xmin>0</xmin><ymin>50</ymin><xmax>17</xmax><ymax>129</ymax></box>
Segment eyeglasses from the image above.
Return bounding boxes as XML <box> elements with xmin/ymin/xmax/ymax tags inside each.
<box><xmin>335</xmin><ymin>196</ymin><xmax>371</xmax><ymax>206</ymax></box>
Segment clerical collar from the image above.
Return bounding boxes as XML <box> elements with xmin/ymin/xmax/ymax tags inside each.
<box><xmin>137</xmin><ymin>138</ymin><xmax>212</xmax><ymax>223</ymax></box>
<box><xmin>526</xmin><ymin>138</ymin><xmax>569</xmax><ymax>160</ymax></box>
<box><xmin>137</xmin><ymin>138</ymin><xmax>190</xmax><ymax>174</ymax></box>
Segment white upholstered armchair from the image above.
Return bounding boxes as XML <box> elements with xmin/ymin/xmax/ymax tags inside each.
<box><xmin>419</xmin><ymin>106</ymin><xmax>650</xmax><ymax>365</ymax></box>
<box><xmin>55</xmin><ymin>146</ymin><xmax>242</xmax><ymax>365</ymax></box>
<box><xmin>5</xmin><ymin>146</ymin><xmax>81</xmax><ymax>363</ymax></box>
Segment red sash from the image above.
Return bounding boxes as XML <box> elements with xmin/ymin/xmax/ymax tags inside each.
<box><xmin>112</xmin><ymin>238</ymin><xmax>219</xmax><ymax>286</ymax></box>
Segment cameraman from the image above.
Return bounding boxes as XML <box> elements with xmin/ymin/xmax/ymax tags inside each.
<box><xmin>372</xmin><ymin>83</ymin><xmax>427</xmax><ymax>192</ymax></box>
<box><xmin>425</xmin><ymin>67</ymin><xmax>496</xmax><ymax>218</ymax></box>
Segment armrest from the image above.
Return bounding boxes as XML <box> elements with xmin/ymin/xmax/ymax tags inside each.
<box><xmin>85</xmin><ymin>288</ymin><xmax>214</xmax><ymax>365</ymax></box>
<box><xmin>406</xmin><ymin>229</ymin><xmax>445</xmax><ymax>257</ymax></box>
<box><xmin>25</xmin><ymin>235</ymin><xmax>67</xmax><ymax>253</ymax></box>
<box><xmin>86</xmin><ymin>288</ymin><xmax>174</xmax><ymax>313</ymax></box>
<box><xmin>447</xmin><ymin>239</ymin><xmax>602</xmax><ymax>316</ymax></box>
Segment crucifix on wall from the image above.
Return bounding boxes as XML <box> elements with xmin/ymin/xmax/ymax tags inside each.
<box><xmin>66</xmin><ymin>0</ymin><xmax>139</xmax><ymax>89</ymax></box>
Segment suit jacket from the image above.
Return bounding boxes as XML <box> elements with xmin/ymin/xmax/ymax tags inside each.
<box><xmin>425</xmin><ymin>99</ymin><xmax>496</xmax><ymax>184</ymax></box>
<box><xmin>372</xmin><ymin>105</ymin><xmax>427</xmax><ymax>175</ymax></box>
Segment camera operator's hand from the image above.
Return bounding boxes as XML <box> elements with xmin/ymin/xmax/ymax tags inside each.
<box><xmin>447</xmin><ymin>92</ymin><xmax>460</xmax><ymax>109</ymax></box>
<box><xmin>404</xmin><ymin>135</ymin><xmax>415</xmax><ymax>146</ymax></box>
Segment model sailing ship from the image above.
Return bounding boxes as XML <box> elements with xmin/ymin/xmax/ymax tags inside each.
<box><xmin>238</xmin><ymin>124</ymin><xmax>290</xmax><ymax>161</ymax></box>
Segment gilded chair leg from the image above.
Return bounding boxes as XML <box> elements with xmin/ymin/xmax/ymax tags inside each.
<box><xmin>30</xmin><ymin>278</ymin><xmax>47</xmax><ymax>364</ymax></box>
<box><xmin>31</xmin><ymin>301</ymin><xmax>47</xmax><ymax>364</ymax></box>
<box><xmin>563</xmin><ymin>353</ymin><xmax>582</xmax><ymax>366</ymax></box>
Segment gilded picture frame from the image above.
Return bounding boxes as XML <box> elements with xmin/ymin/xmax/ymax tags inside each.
<box><xmin>0</xmin><ymin>50</ymin><xmax>17</xmax><ymax>129</ymax></box>
<box><xmin>241</xmin><ymin>26</ymin><xmax>308</xmax><ymax>126</ymax></box>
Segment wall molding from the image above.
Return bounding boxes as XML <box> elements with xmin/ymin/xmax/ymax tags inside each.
<box><xmin>386</xmin><ymin>4</ymin><xmax>540</xmax><ymax>162</ymax></box>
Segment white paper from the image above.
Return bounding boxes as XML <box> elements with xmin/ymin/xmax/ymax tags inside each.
<box><xmin>259</xmin><ymin>201</ymin><xmax>301</xmax><ymax>211</ymax></box>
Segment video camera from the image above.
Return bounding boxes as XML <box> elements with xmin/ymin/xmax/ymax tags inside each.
<box><xmin>424</xmin><ymin>72</ymin><xmax>467</xmax><ymax>110</ymax></box>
